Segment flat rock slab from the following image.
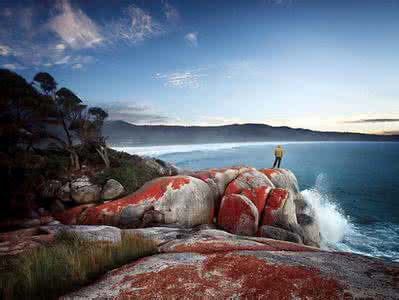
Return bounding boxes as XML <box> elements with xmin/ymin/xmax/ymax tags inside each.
<box><xmin>42</xmin><ymin>225</ymin><xmax>122</xmax><ymax>243</ymax></box>
<box><xmin>64</xmin><ymin>250</ymin><xmax>399</xmax><ymax>299</ymax></box>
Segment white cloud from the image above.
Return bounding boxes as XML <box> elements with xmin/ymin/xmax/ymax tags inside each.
<box><xmin>55</xmin><ymin>43</ymin><xmax>66</xmax><ymax>51</ymax></box>
<box><xmin>185</xmin><ymin>32</ymin><xmax>198</xmax><ymax>47</ymax></box>
<box><xmin>107</xmin><ymin>5</ymin><xmax>164</xmax><ymax>45</ymax></box>
<box><xmin>49</xmin><ymin>0</ymin><xmax>103</xmax><ymax>49</ymax></box>
<box><xmin>155</xmin><ymin>69</ymin><xmax>207</xmax><ymax>88</ymax></box>
<box><xmin>0</xmin><ymin>45</ymin><xmax>11</xmax><ymax>56</ymax></box>
<box><xmin>72</xmin><ymin>63</ymin><xmax>83</xmax><ymax>69</ymax></box>
<box><xmin>163</xmin><ymin>1</ymin><xmax>180</xmax><ymax>23</ymax></box>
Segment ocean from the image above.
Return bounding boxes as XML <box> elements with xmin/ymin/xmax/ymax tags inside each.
<box><xmin>113</xmin><ymin>142</ymin><xmax>399</xmax><ymax>262</ymax></box>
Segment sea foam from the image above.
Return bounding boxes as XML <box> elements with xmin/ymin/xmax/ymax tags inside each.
<box><xmin>301</xmin><ymin>174</ymin><xmax>353</xmax><ymax>249</ymax></box>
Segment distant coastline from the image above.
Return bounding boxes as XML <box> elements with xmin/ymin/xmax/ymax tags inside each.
<box><xmin>104</xmin><ymin>120</ymin><xmax>399</xmax><ymax>147</ymax></box>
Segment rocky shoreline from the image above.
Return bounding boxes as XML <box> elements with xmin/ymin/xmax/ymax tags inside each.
<box><xmin>1</xmin><ymin>165</ymin><xmax>398</xmax><ymax>298</ymax></box>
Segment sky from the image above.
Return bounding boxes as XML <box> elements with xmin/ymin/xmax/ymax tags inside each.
<box><xmin>1</xmin><ymin>0</ymin><xmax>399</xmax><ymax>134</ymax></box>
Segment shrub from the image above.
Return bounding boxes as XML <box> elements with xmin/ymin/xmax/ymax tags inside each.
<box><xmin>0</xmin><ymin>231</ymin><xmax>157</xmax><ymax>299</ymax></box>
<box><xmin>95</xmin><ymin>161</ymin><xmax>159</xmax><ymax>195</ymax></box>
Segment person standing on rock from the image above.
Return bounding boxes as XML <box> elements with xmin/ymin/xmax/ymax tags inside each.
<box><xmin>273</xmin><ymin>145</ymin><xmax>284</xmax><ymax>168</ymax></box>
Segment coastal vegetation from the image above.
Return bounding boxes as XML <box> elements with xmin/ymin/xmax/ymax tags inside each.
<box><xmin>0</xmin><ymin>231</ymin><xmax>157</xmax><ymax>299</ymax></box>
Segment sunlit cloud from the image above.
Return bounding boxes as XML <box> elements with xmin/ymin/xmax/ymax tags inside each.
<box><xmin>185</xmin><ymin>32</ymin><xmax>198</xmax><ymax>47</ymax></box>
<box><xmin>49</xmin><ymin>0</ymin><xmax>103</xmax><ymax>49</ymax></box>
<box><xmin>155</xmin><ymin>69</ymin><xmax>207</xmax><ymax>88</ymax></box>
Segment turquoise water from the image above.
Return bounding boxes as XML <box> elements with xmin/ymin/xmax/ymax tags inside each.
<box><xmin>116</xmin><ymin>142</ymin><xmax>399</xmax><ymax>261</ymax></box>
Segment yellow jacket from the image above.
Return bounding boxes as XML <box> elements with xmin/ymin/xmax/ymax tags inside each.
<box><xmin>275</xmin><ymin>147</ymin><xmax>284</xmax><ymax>158</ymax></box>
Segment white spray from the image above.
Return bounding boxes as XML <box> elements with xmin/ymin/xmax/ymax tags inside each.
<box><xmin>301</xmin><ymin>174</ymin><xmax>353</xmax><ymax>249</ymax></box>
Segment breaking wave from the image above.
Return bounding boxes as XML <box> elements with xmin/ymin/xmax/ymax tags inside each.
<box><xmin>302</xmin><ymin>174</ymin><xmax>399</xmax><ymax>261</ymax></box>
<box><xmin>301</xmin><ymin>174</ymin><xmax>353</xmax><ymax>249</ymax></box>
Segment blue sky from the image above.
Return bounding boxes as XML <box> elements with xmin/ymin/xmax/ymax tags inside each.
<box><xmin>1</xmin><ymin>0</ymin><xmax>399</xmax><ymax>134</ymax></box>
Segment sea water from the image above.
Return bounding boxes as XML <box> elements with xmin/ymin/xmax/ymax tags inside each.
<box><xmin>113</xmin><ymin>142</ymin><xmax>399</xmax><ymax>262</ymax></box>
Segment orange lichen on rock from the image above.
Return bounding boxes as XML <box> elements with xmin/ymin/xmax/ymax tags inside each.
<box><xmin>218</xmin><ymin>194</ymin><xmax>259</xmax><ymax>235</ymax></box>
<box><xmin>261</xmin><ymin>188</ymin><xmax>289</xmax><ymax>226</ymax></box>
<box><xmin>161</xmin><ymin>239</ymin><xmax>277</xmax><ymax>254</ymax></box>
<box><xmin>110</xmin><ymin>253</ymin><xmax>342</xmax><ymax>299</ymax></box>
<box><xmin>259</xmin><ymin>168</ymin><xmax>280</xmax><ymax>179</ymax></box>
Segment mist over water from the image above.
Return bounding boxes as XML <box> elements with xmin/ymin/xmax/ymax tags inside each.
<box><xmin>114</xmin><ymin>141</ymin><xmax>399</xmax><ymax>261</ymax></box>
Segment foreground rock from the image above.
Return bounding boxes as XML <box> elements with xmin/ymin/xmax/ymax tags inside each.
<box><xmin>64</xmin><ymin>227</ymin><xmax>399</xmax><ymax>299</ymax></box>
<box><xmin>54</xmin><ymin>167</ymin><xmax>320</xmax><ymax>248</ymax></box>
<box><xmin>70</xmin><ymin>176</ymin><xmax>101</xmax><ymax>204</ymax></box>
<box><xmin>101</xmin><ymin>179</ymin><xmax>125</xmax><ymax>200</ymax></box>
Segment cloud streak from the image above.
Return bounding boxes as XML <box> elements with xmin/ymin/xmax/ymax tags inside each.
<box><xmin>344</xmin><ymin>118</ymin><xmax>399</xmax><ymax>123</ymax></box>
<box><xmin>155</xmin><ymin>69</ymin><xmax>207</xmax><ymax>88</ymax></box>
<box><xmin>106</xmin><ymin>102</ymin><xmax>173</xmax><ymax>124</ymax></box>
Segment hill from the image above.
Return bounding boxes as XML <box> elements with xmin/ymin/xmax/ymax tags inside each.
<box><xmin>104</xmin><ymin>120</ymin><xmax>399</xmax><ymax>146</ymax></box>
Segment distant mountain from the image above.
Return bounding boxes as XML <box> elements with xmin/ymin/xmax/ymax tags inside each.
<box><xmin>104</xmin><ymin>120</ymin><xmax>399</xmax><ymax>146</ymax></box>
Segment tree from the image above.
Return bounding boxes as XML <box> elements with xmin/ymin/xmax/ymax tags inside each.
<box><xmin>32</xmin><ymin>72</ymin><xmax>57</xmax><ymax>96</ymax></box>
<box><xmin>32</xmin><ymin>72</ymin><xmax>85</xmax><ymax>170</ymax></box>
<box><xmin>0</xmin><ymin>69</ymin><xmax>53</xmax><ymax>153</ymax></box>
<box><xmin>73</xmin><ymin>107</ymin><xmax>110</xmax><ymax>168</ymax></box>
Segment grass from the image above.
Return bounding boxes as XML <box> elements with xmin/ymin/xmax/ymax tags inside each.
<box><xmin>0</xmin><ymin>231</ymin><xmax>158</xmax><ymax>299</ymax></box>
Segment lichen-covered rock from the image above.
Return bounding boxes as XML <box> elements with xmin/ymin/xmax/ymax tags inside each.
<box><xmin>189</xmin><ymin>166</ymin><xmax>254</xmax><ymax>212</ymax></box>
<box><xmin>101</xmin><ymin>179</ymin><xmax>125</xmax><ymax>200</ymax></box>
<box><xmin>0</xmin><ymin>227</ymin><xmax>54</xmax><ymax>256</ymax></box>
<box><xmin>70</xmin><ymin>176</ymin><xmax>101</xmax><ymax>204</ymax></box>
<box><xmin>224</xmin><ymin>169</ymin><xmax>274</xmax><ymax>214</ymax></box>
<box><xmin>258</xmin><ymin>225</ymin><xmax>303</xmax><ymax>244</ymax></box>
<box><xmin>259</xmin><ymin>168</ymin><xmax>299</xmax><ymax>193</ymax></box>
<box><xmin>262</xmin><ymin>188</ymin><xmax>291</xmax><ymax>226</ymax></box>
<box><xmin>56</xmin><ymin>176</ymin><xmax>214</xmax><ymax>228</ymax></box>
<box><xmin>218</xmin><ymin>194</ymin><xmax>259</xmax><ymax>236</ymax></box>
<box><xmin>64</xmin><ymin>242</ymin><xmax>399</xmax><ymax>299</ymax></box>
<box><xmin>42</xmin><ymin>225</ymin><xmax>121</xmax><ymax>243</ymax></box>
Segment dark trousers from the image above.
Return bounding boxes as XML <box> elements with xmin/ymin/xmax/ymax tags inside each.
<box><xmin>273</xmin><ymin>157</ymin><xmax>282</xmax><ymax>168</ymax></box>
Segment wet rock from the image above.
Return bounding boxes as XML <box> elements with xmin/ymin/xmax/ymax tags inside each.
<box><xmin>297</xmin><ymin>213</ymin><xmax>321</xmax><ymax>248</ymax></box>
<box><xmin>101</xmin><ymin>179</ymin><xmax>125</xmax><ymax>200</ymax></box>
<box><xmin>258</xmin><ymin>225</ymin><xmax>303</xmax><ymax>244</ymax></box>
<box><xmin>70</xmin><ymin>176</ymin><xmax>101</xmax><ymax>204</ymax></box>
<box><xmin>294</xmin><ymin>193</ymin><xmax>309</xmax><ymax>215</ymax></box>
